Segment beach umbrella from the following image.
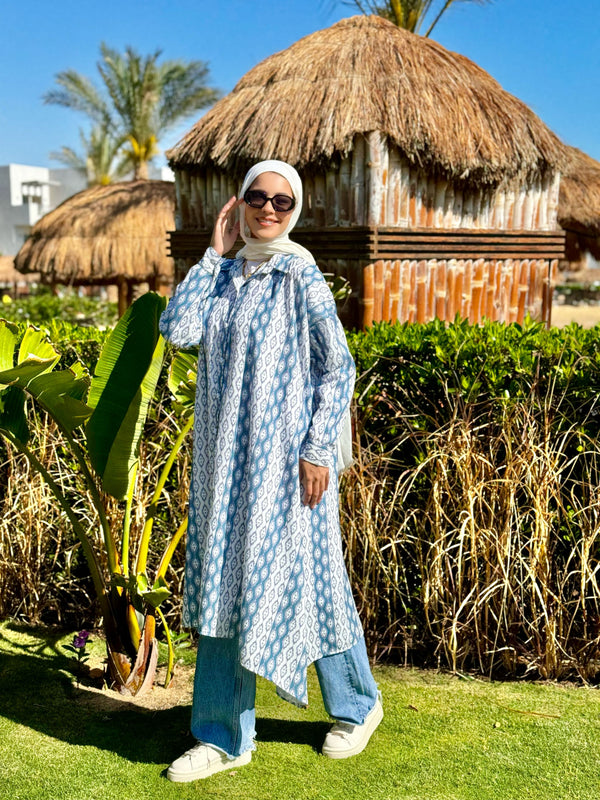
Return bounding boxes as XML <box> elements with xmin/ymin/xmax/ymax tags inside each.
<box><xmin>15</xmin><ymin>180</ymin><xmax>176</xmax><ymax>317</ymax></box>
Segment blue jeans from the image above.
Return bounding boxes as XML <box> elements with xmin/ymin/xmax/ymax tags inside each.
<box><xmin>191</xmin><ymin>635</ymin><xmax>379</xmax><ymax>757</ymax></box>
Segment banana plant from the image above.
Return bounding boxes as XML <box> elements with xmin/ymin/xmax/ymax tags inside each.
<box><xmin>0</xmin><ymin>293</ymin><xmax>197</xmax><ymax>694</ymax></box>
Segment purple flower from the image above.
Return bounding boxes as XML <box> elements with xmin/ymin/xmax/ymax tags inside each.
<box><xmin>72</xmin><ymin>630</ymin><xmax>91</xmax><ymax>649</ymax></box>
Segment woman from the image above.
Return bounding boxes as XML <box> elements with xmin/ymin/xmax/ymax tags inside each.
<box><xmin>160</xmin><ymin>160</ymin><xmax>382</xmax><ymax>783</ymax></box>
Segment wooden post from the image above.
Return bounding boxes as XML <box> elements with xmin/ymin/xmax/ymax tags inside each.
<box><xmin>339</xmin><ymin>157</ymin><xmax>351</xmax><ymax>226</ymax></box>
<box><xmin>408</xmin><ymin>261</ymin><xmax>417</xmax><ymax>322</ymax></box>
<box><xmin>548</xmin><ymin>173</ymin><xmax>561</xmax><ymax>229</ymax></box>
<box><xmin>461</xmin><ymin>260</ymin><xmax>472</xmax><ymax>321</ymax></box>
<box><xmin>117</xmin><ymin>277</ymin><xmax>129</xmax><ymax>318</ymax></box>
<box><xmin>427</xmin><ymin>261</ymin><xmax>437</xmax><ymax>320</ymax></box>
<box><xmin>443</xmin><ymin>183</ymin><xmax>455</xmax><ymax>229</ymax></box>
<box><xmin>351</xmin><ymin>135</ymin><xmax>366</xmax><ymax>225</ymax></box>
<box><xmin>383</xmin><ymin>265</ymin><xmax>392</xmax><ymax>321</ymax></box>
<box><xmin>508</xmin><ymin>260</ymin><xmax>520</xmax><ymax>322</ymax></box>
<box><xmin>470</xmin><ymin>260</ymin><xmax>485</xmax><ymax>323</ymax></box>
<box><xmin>326</xmin><ymin>168</ymin><xmax>338</xmax><ymax>227</ymax></box>
<box><xmin>454</xmin><ymin>260</ymin><xmax>464</xmax><ymax>319</ymax></box>
<box><xmin>435</xmin><ymin>261</ymin><xmax>447</xmax><ymax>320</ymax></box>
<box><xmin>400</xmin><ymin>260</ymin><xmax>411</xmax><ymax>322</ymax></box>
<box><xmin>374</xmin><ymin>260</ymin><xmax>385</xmax><ymax>322</ymax></box>
<box><xmin>390</xmin><ymin>261</ymin><xmax>401</xmax><ymax>322</ymax></box>
<box><xmin>367</xmin><ymin>131</ymin><xmax>387</xmax><ymax>227</ymax></box>
<box><xmin>387</xmin><ymin>149</ymin><xmax>403</xmax><ymax>226</ymax></box>
<box><xmin>433</xmin><ymin>180</ymin><xmax>448</xmax><ymax>228</ymax></box>
<box><xmin>303</xmin><ymin>174</ymin><xmax>315</xmax><ymax>227</ymax></box>
<box><xmin>452</xmin><ymin>186</ymin><xmax>463</xmax><ymax>229</ymax></box>
<box><xmin>363</xmin><ymin>263</ymin><xmax>375</xmax><ymax>328</ymax></box>
<box><xmin>399</xmin><ymin>161</ymin><xmax>411</xmax><ymax>227</ymax></box>
<box><xmin>517</xmin><ymin>260</ymin><xmax>530</xmax><ymax>322</ymax></box>
<box><xmin>416</xmin><ymin>260</ymin><xmax>428</xmax><ymax>322</ymax></box>
<box><xmin>314</xmin><ymin>174</ymin><xmax>326</xmax><ymax>227</ymax></box>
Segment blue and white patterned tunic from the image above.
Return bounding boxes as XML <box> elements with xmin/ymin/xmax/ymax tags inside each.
<box><xmin>159</xmin><ymin>247</ymin><xmax>362</xmax><ymax>705</ymax></box>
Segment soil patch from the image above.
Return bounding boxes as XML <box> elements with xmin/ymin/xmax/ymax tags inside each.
<box><xmin>551</xmin><ymin>303</ymin><xmax>600</xmax><ymax>327</ymax></box>
<box><xmin>75</xmin><ymin>662</ymin><xmax>195</xmax><ymax>713</ymax></box>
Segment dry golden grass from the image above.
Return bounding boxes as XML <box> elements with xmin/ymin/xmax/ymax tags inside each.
<box><xmin>340</xmin><ymin>391</ymin><xmax>600</xmax><ymax>680</ymax></box>
<box><xmin>0</xmin><ymin>398</ymin><xmax>190</xmax><ymax>630</ymax></box>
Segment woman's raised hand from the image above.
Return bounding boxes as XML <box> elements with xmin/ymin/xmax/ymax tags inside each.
<box><xmin>211</xmin><ymin>196</ymin><xmax>243</xmax><ymax>256</ymax></box>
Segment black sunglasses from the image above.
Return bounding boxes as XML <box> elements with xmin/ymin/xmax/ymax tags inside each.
<box><xmin>243</xmin><ymin>189</ymin><xmax>296</xmax><ymax>213</ymax></box>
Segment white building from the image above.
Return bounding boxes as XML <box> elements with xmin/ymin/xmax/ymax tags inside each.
<box><xmin>0</xmin><ymin>164</ymin><xmax>87</xmax><ymax>256</ymax></box>
<box><xmin>0</xmin><ymin>163</ymin><xmax>174</xmax><ymax>257</ymax></box>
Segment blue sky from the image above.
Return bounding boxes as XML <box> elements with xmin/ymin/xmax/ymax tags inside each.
<box><xmin>1</xmin><ymin>0</ymin><xmax>599</xmax><ymax>169</ymax></box>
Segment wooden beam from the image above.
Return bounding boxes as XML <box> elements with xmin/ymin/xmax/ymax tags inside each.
<box><xmin>167</xmin><ymin>227</ymin><xmax>566</xmax><ymax>264</ymax></box>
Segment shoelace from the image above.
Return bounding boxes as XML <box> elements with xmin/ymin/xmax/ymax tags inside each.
<box><xmin>329</xmin><ymin>722</ymin><xmax>356</xmax><ymax>739</ymax></box>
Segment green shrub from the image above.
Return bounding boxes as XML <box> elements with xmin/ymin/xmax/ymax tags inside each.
<box><xmin>1</xmin><ymin>287</ymin><xmax>118</xmax><ymax>329</ymax></box>
<box><xmin>343</xmin><ymin>317</ymin><xmax>600</xmax><ymax>678</ymax></box>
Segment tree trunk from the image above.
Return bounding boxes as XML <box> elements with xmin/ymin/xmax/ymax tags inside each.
<box><xmin>134</xmin><ymin>160</ymin><xmax>149</xmax><ymax>180</ymax></box>
<box><xmin>117</xmin><ymin>278</ymin><xmax>134</xmax><ymax>317</ymax></box>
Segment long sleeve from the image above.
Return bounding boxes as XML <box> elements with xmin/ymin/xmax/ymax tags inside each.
<box><xmin>299</xmin><ymin>270</ymin><xmax>355</xmax><ymax>471</ymax></box>
<box><xmin>159</xmin><ymin>247</ymin><xmax>225</xmax><ymax>348</ymax></box>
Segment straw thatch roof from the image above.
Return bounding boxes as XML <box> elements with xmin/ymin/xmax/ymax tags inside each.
<box><xmin>167</xmin><ymin>15</ymin><xmax>567</xmax><ymax>187</ymax></box>
<box><xmin>15</xmin><ymin>180</ymin><xmax>175</xmax><ymax>286</ymax></box>
<box><xmin>558</xmin><ymin>147</ymin><xmax>600</xmax><ymax>237</ymax></box>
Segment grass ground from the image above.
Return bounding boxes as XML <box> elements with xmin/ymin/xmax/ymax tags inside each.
<box><xmin>1</xmin><ymin>621</ymin><xmax>599</xmax><ymax>800</ymax></box>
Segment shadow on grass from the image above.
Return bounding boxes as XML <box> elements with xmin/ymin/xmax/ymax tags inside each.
<box><xmin>0</xmin><ymin>625</ymin><xmax>330</xmax><ymax>762</ymax></box>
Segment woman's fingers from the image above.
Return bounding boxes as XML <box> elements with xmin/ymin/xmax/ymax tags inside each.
<box><xmin>211</xmin><ymin>196</ymin><xmax>243</xmax><ymax>254</ymax></box>
<box><xmin>299</xmin><ymin>459</ymin><xmax>330</xmax><ymax>509</ymax></box>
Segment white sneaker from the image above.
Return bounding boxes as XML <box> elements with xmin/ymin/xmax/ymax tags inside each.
<box><xmin>322</xmin><ymin>697</ymin><xmax>383</xmax><ymax>759</ymax></box>
<box><xmin>166</xmin><ymin>742</ymin><xmax>252</xmax><ymax>782</ymax></box>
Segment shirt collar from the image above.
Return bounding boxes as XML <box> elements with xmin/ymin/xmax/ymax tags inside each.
<box><xmin>227</xmin><ymin>253</ymin><xmax>292</xmax><ymax>275</ymax></box>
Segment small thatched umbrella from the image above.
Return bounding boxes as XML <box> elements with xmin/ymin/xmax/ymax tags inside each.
<box><xmin>558</xmin><ymin>146</ymin><xmax>600</xmax><ymax>269</ymax></box>
<box><xmin>167</xmin><ymin>15</ymin><xmax>569</xmax><ymax>327</ymax></box>
<box><xmin>15</xmin><ymin>180</ymin><xmax>176</xmax><ymax>317</ymax></box>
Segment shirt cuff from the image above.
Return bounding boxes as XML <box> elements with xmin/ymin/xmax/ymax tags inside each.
<box><xmin>299</xmin><ymin>441</ymin><xmax>335</xmax><ymax>470</ymax></box>
<box><xmin>202</xmin><ymin>246</ymin><xmax>222</xmax><ymax>273</ymax></box>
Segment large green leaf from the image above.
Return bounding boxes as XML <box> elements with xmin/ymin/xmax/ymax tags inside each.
<box><xmin>86</xmin><ymin>292</ymin><xmax>167</xmax><ymax>499</ymax></box>
<box><xmin>28</xmin><ymin>364</ymin><xmax>92</xmax><ymax>432</ymax></box>
<box><xmin>167</xmin><ymin>350</ymin><xmax>197</xmax><ymax>418</ymax></box>
<box><xmin>0</xmin><ymin>322</ymin><xmax>92</xmax><ymax>433</ymax></box>
<box><xmin>0</xmin><ymin>357</ymin><xmax>59</xmax><ymax>389</ymax></box>
<box><xmin>0</xmin><ymin>321</ymin><xmax>18</xmax><ymax>372</ymax></box>
<box><xmin>18</xmin><ymin>327</ymin><xmax>61</xmax><ymax>369</ymax></box>
<box><xmin>0</xmin><ymin>385</ymin><xmax>29</xmax><ymax>444</ymax></box>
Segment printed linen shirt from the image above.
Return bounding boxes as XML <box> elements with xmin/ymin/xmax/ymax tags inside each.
<box><xmin>159</xmin><ymin>248</ymin><xmax>362</xmax><ymax>704</ymax></box>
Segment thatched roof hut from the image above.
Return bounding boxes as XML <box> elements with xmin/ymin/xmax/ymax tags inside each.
<box><xmin>167</xmin><ymin>15</ymin><xmax>569</xmax><ymax>326</ymax></box>
<box><xmin>558</xmin><ymin>146</ymin><xmax>600</xmax><ymax>267</ymax></box>
<box><xmin>169</xmin><ymin>15</ymin><xmax>565</xmax><ymax>184</ymax></box>
<box><xmin>15</xmin><ymin>180</ymin><xmax>176</xmax><ymax>316</ymax></box>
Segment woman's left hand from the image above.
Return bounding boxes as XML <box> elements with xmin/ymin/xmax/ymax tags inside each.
<box><xmin>299</xmin><ymin>459</ymin><xmax>330</xmax><ymax>509</ymax></box>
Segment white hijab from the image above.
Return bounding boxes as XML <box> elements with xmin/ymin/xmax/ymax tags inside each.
<box><xmin>236</xmin><ymin>159</ymin><xmax>314</xmax><ymax>264</ymax></box>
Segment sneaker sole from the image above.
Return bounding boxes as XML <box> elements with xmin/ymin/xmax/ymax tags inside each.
<box><xmin>167</xmin><ymin>749</ymin><xmax>251</xmax><ymax>782</ymax></box>
<box><xmin>322</xmin><ymin>700</ymin><xmax>384</xmax><ymax>759</ymax></box>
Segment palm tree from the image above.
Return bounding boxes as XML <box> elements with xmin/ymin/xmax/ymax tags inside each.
<box><xmin>50</xmin><ymin>125</ymin><xmax>129</xmax><ymax>186</ymax></box>
<box><xmin>341</xmin><ymin>0</ymin><xmax>492</xmax><ymax>37</ymax></box>
<box><xmin>45</xmin><ymin>44</ymin><xmax>220</xmax><ymax>179</ymax></box>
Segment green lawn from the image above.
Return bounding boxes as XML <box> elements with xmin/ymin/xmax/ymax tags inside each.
<box><xmin>1</xmin><ymin>621</ymin><xmax>599</xmax><ymax>800</ymax></box>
